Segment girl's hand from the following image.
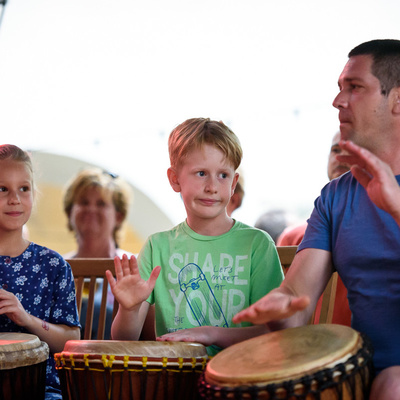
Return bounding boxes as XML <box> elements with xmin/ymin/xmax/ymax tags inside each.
<box><xmin>106</xmin><ymin>254</ymin><xmax>161</xmax><ymax>311</ymax></box>
<box><xmin>0</xmin><ymin>289</ymin><xmax>33</xmax><ymax>327</ymax></box>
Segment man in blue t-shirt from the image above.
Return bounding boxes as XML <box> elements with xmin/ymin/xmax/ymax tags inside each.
<box><xmin>234</xmin><ymin>39</ymin><xmax>400</xmax><ymax>400</ymax></box>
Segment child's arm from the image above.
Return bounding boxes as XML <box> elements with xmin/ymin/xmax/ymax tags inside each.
<box><xmin>22</xmin><ymin>318</ymin><xmax>79</xmax><ymax>354</ymax></box>
<box><xmin>0</xmin><ymin>289</ymin><xmax>80</xmax><ymax>353</ymax></box>
<box><xmin>157</xmin><ymin>324</ymin><xmax>271</xmax><ymax>348</ymax></box>
<box><xmin>106</xmin><ymin>254</ymin><xmax>160</xmax><ymax>340</ymax></box>
<box><xmin>111</xmin><ymin>301</ymin><xmax>150</xmax><ymax>340</ymax></box>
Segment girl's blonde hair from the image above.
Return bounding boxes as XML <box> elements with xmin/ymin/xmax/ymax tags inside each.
<box><xmin>0</xmin><ymin>144</ymin><xmax>34</xmax><ymax>186</ymax></box>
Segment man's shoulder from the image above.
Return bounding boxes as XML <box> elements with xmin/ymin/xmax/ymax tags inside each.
<box><xmin>320</xmin><ymin>171</ymin><xmax>357</xmax><ymax>200</ymax></box>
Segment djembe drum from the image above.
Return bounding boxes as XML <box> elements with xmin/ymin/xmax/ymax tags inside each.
<box><xmin>55</xmin><ymin>340</ymin><xmax>209</xmax><ymax>400</ymax></box>
<box><xmin>0</xmin><ymin>332</ymin><xmax>49</xmax><ymax>400</ymax></box>
<box><xmin>199</xmin><ymin>324</ymin><xmax>374</xmax><ymax>400</ymax></box>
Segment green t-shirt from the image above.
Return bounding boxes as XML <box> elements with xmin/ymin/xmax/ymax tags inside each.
<box><xmin>138</xmin><ymin>220</ymin><xmax>284</xmax><ymax>355</ymax></box>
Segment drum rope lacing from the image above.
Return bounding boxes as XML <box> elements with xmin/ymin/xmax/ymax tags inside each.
<box><xmin>55</xmin><ymin>353</ymin><xmax>208</xmax><ymax>372</ymax></box>
<box><xmin>54</xmin><ymin>352</ymin><xmax>208</xmax><ymax>400</ymax></box>
<box><xmin>198</xmin><ymin>333</ymin><xmax>374</xmax><ymax>400</ymax></box>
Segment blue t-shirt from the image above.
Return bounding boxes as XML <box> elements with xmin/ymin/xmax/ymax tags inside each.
<box><xmin>0</xmin><ymin>243</ymin><xmax>80</xmax><ymax>398</ymax></box>
<box><xmin>299</xmin><ymin>172</ymin><xmax>400</xmax><ymax>373</ymax></box>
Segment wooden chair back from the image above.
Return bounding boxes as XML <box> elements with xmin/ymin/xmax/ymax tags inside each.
<box><xmin>67</xmin><ymin>258</ymin><xmax>117</xmax><ymax>340</ymax></box>
<box><xmin>276</xmin><ymin>246</ymin><xmax>338</xmax><ymax>325</ymax></box>
<box><xmin>276</xmin><ymin>246</ymin><xmax>297</xmax><ymax>275</ymax></box>
<box><xmin>312</xmin><ymin>272</ymin><xmax>339</xmax><ymax>324</ymax></box>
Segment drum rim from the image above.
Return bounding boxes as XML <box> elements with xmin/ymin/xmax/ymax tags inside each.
<box><xmin>199</xmin><ymin>333</ymin><xmax>374</xmax><ymax>398</ymax></box>
<box><xmin>205</xmin><ymin>324</ymin><xmax>361</xmax><ymax>386</ymax></box>
<box><xmin>60</xmin><ymin>339</ymin><xmax>209</xmax><ymax>359</ymax></box>
<box><xmin>0</xmin><ymin>333</ymin><xmax>49</xmax><ymax>369</ymax></box>
<box><xmin>0</xmin><ymin>333</ymin><xmax>41</xmax><ymax>351</ymax></box>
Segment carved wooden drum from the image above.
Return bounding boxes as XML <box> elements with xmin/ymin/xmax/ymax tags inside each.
<box><xmin>55</xmin><ymin>340</ymin><xmax>209</xmax><ymax>400</ymax></box>
<box><xmin>0</xmin><ymin>332</ymin><xmax>49</xmax><ymax>400</ymax></box>
<box><xmin>199</xmin><ymin>324</ymin><xmax>373</xmax><ymax>400</ymax></box>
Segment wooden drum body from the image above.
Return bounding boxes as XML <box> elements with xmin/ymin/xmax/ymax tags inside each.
<box><xmin>0</xmin><ymin>332</ymin><xmax>49</xmax><ymax>400</ymax></box>
<box><xmin>199</xmin><ymin>324</ymin><xmax>373</xmax><ymax>400</ymax></box>
<box><xmin>55</xmin><ymin>340</ymin><xmax>209</xmax><ymax>400</ymax></box>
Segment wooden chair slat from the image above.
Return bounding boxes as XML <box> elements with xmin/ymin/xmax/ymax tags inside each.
<box><xmin>67</xmin><ymin>258</ymin><xmax>116</xmax><ymax>340</ymax></box>
<box><xmin>276</xmin><ymin>246</ymin><xmax>339</xmax><ymax>325</ymax></box>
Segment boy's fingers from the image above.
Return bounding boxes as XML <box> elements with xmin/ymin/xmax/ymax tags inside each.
<box><xmin>148</xmin><ymin>266</ymin><xmax>161</xmax><ymax>288</ymax></box>
<box><xmin>113</xmin><ymin>256</ymin><xmax>123</xmax><ymax>280</ymax></box>
<box><xmin>105</xmin><ymin>270</ymin><xmax>115</xmax><ymax>289</ymax></box>
<box><xmin>120</xmin><ymin>255</ymin><xmax>132</xmax><ymax>275</ymax></box>
<box><xmin>129</xmin><ymin>255</ymin><xmax>139</xmax><ymax>274</ymax></box>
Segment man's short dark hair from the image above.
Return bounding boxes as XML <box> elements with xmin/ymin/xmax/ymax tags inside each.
<box><xmin>349</xmin><ymin>39</ymin><xmax>400</xmax><ymax>96</ymax></box>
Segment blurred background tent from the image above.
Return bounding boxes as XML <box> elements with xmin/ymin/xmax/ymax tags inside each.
<box><xmin>28</xmin><ymin>151</ymin><xmax>173</xmax><ymax>254</ymax></box>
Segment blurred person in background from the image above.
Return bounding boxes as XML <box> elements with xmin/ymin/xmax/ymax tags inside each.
<box><xmin>255</xmin><ymin>209</ymin><xmax>294</xmax><ymax>243</ymax></box>
<box><xmin>63</xmin><ymin>168</ymin><xmax>132</xmax><ymax>260</ymax></box>
<box><xmin>63</xmin><ymin>168</ymin><xmax>155</xmax><ymax>339</ymax></box>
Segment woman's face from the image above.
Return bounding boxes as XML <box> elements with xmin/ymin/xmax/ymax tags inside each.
<box><xmin>69</xmin><ymin>186</ymin><xmax>122</xmax><ymax>240</ymax></box>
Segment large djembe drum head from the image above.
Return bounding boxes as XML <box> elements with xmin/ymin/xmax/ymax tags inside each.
<box><xmin>199</xmin><ymin>324</ymin><xmax>373</xmax><ymax>400</ymax></box>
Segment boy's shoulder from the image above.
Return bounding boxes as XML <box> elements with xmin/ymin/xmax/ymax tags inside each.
<box><xmin>231</xmin><ymin>220</ymin><xmax>275</xmax><ymax>241</ymax></box>
<box><xmin>145</xmin><ymin>222</ymin><xmax>185</xmax><ymax>241</ymax></box>
<box><xmin>232</xmin><ymin>219</ymin><xmax>256</xmax><ymax>231</ymax></box>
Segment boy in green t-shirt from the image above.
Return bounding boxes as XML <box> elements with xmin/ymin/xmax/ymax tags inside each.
<box><xmin>107</xmin><ymin>118</ymin><xmax>284</xmax><ymax>355</ymax></box>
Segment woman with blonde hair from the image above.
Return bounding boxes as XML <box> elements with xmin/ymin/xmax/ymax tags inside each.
<box><xmin>63</xmin><ymin>168</ymin><xmax>155</xmax><ymax>340</ymax></box>
<box><xmin>63</xmin><ymin>168</ymin><xmax>134</xmax><ymax>339</ymax></box>
<box><xmin>63</xmin><ymin>168</ymin><xmax>132</xmax><ymax>259</ymax></box>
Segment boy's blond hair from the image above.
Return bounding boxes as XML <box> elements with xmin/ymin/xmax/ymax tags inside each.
<box><xmin>168</xmin><ymin>118</ymin><xmax>243</xmax><ymax>170</ymax></box>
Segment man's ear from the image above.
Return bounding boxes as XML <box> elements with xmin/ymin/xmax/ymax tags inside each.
<box><xmin>167</xmin><ymin>167</ymin><xmax>181</xmax><ymax>193</ymax></box>
<box><xmin>391</xmin><ymin>87</ymin><xmax>400</xmax><ymax>114</ymax></box>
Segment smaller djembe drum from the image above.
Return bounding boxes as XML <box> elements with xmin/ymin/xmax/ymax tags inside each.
<box><xmin>0</xmin><ymin>332</ymin><xmax>49</xmax><ymax>400</ymax></box>
<box><xmin>199</xmin><ymin>324</ymin><xmax>374</xmax><ymax>400</ymax></box>
<box><xmin>55</xmin><ymin>340</ymin><xmax>209</xmax><ymax>400</ymax></box>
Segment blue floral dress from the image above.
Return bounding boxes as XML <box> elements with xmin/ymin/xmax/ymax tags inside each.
<box><xmin>0</xmin><ymin>242</ymin><xmax>80</xmax><ymax>399</ymax></box>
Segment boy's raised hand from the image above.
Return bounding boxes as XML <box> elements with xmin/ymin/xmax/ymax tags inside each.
<box><xmin>106</xmin><ymin>254</ymin><xmax>161</xmax><ymax>311</ymax></box>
